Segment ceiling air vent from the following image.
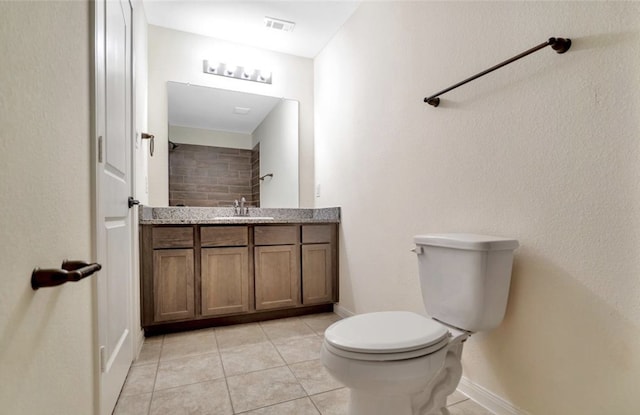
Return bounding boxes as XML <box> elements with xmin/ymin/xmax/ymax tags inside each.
<box><xmin>264</xmin><ymin>16</ymin><xmax>295</xmax><ymax>32</ymax></box>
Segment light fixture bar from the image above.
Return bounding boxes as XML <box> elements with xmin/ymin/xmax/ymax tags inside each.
<box><xmin>202</xmin><ymin>60</ymin><xmax>272</xmax><ymax>84</ymax></box>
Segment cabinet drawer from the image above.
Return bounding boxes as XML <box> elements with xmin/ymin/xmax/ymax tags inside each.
<box><xmin>201</xmin><ymin>226</ymin><xmax>248</xmax><ymax>247</ymax></box>
<box><xmin>302</xmin><ymin>224</ymin><xmax>334</xmax><ymax>244</ymax></box>
<box><xmin>152</xmin><ymin>227</ymin><xmax>194</xmax><ymax>248</ymax></box>
<box><xmin>254</xmin><ymin>225</ymin><xmax>299</xmax><ymax>245</ymax></box>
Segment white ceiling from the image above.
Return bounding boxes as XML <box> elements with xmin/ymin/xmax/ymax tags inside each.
<box><xmin>167</xmin><ymin>82</ymin><xmax>282</xmax><ymax>134</ymax></box>
<box><xmin>150</xmin><ymin>1</ymin><xmax>360</xmax><ymax>134</ymax></box>
<box><xmin>143</xmin><ymin>0</ymin><xmax>361</xmax><ymax>58</ymax></box>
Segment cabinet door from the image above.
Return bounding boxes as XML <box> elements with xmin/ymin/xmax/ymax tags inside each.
<box><xmin>152</xmin><ymin>249</ymin><xmax>195</xmax><ymax>322</ymax></box>
<box><xmin>302</xmin><ymin>244</ymin><xmax>333</xmax><ymax>304</ymax></box>
<box><xmin>201</xmin><ymin>247</ymin><xmax>249</xmax><ymax>316</ymax></box>
<box><xmin>255</xmin><ymin>245</ymin><xmax>300</xmax><ymax>310</ymax></box>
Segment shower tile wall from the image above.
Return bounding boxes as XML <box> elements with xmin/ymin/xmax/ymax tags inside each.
<box><xmin>169</xmin><ymin>144</ymin><xmax>259</xmax><ymax>207</ymax></box>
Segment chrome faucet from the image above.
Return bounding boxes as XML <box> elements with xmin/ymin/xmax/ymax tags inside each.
<box><xmin>234</xmin><ymin>197</ymin><xmax>249</xmax><ymax>216</ymax></box>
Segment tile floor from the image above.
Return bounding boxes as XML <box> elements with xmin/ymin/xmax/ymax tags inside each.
<box><xmin>114</xmin><ymin>313</ymin><xmax>493</xmax><ymax>415</ymax></box>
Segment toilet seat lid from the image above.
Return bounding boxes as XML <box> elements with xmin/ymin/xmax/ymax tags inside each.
<box><xmin>324</xmin><ymin>311</ymin><xmax>449</xmax><ymax>354</ymax></box>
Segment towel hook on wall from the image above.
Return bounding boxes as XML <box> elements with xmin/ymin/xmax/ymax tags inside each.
<box><xmin>423</xmin><ymin>37</ymin><xmax>571</xmax><ymax>107</ymax></box>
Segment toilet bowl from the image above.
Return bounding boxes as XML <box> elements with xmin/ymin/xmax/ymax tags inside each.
<box><xmin>321</xmin><ymin>311</ymin><xmax>467</xmax><ymax>415</ymax></box>
<box><xmin>321</xmin><ymin>234</ymin><xmax>519</xmax><ymax>415</ymax></box>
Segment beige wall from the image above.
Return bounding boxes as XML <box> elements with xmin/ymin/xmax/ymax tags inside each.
<box><xmin>0</xmin><ymin>1</ymin><xmax>95</xmax><ymax>413</ymax></box>
<box><xmin>147</xmin><ymin>25</ymin><xmax>315</xmax><ymax>207</ymax></box>
<box><xmin>315</xmin><ymin>2</ymin><xmax>640</xmax><ymax>414</ymax></box>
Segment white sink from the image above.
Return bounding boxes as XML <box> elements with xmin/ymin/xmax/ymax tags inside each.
<box><xmin>214</xmin><ymin>217</ymin><xmax>274</xmax><ymax>221</ymax></box>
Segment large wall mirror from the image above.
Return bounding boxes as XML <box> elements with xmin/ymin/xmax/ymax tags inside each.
<box><xmin>167</xmin><ymin>81</ymin><xmax>299</xmax><ymax>208</ymax></box>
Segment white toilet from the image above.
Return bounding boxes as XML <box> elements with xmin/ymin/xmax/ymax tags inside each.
<box><xmin>320</xmin><ymin>233</ymin><xmax>519</xmax><ymax>415</ymax></box>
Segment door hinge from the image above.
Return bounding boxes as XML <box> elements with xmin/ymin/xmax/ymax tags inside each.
<box><xmin>99</xmin><ymin>345</ymin><xmax>106</xmax><ymax>372</ymax></box>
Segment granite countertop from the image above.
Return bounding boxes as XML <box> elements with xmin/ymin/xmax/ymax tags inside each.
<box><xmin>139</xmin><ymin>206</ymin><xmax>341</xmax><ymax>225</ymax></box>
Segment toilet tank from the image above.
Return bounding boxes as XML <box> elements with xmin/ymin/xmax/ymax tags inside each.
<box><xmin>414</xmin><ymin>234</ymin><xmax>519</xmax><ymax>332</ymax></box>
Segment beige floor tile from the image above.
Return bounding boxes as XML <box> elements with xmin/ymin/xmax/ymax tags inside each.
<box><xmin>300</xmin><ymin>313</ymin><xmax>342</xmax><ymax>335</ymax></box>
<box><xmin>310</xmin><ymin>387</ymin><xmax>350</xmax><ymax>415</ymax></box>
<box><xmin>289</xmin><ymin>359</ymin><xmax>344</xmax><ymax>395</ymax></box>
<box><xmin>160</xmin><ymin>329</ymin><xmax>218</xmax><ymax>361</ymax></box>
<box><xmin>274</xmin><ymin>335</ymin><xmax>323</xmax><ymax>364</ymax></box>
<box><xmin>133</xmin><ymin>340</ymin><xmax>162</xmax><ymax>366</ymax></box>
<box><xmin>120</xmin><ymin>363</ymin><xmax>157</xmax><ymax>396</ymax></box>
<box><xmin>155</xmin><ymin>352</ymin><xmax>225</xmax><ymax>391</ymax></box>
<box><xmin>149</xmin><ymin>379</ymin><xmax>232</xmax><ymax>415</ymax></box>
<box><xmin>447</xmin><ymin>390</ymin><xmax>469</xmax><ymax>406</ymax></box>
<box><xmin>112</xmin><ymin>392</ymin><xmax>152</xmax><ymax>415</ymax></box>
<box><xmin>215</xmin><ymin>322</ymin><xmax>269</xmax><ymax>350</ymax></box>
<box><xmin>227</xmin><ymin>366</ymin><xmax>307</xmax><ymax>413</ymax></box>
<box><xmin>163</xmin><ymin>328</ymin><xmax>215</xmax><ymax>344</ymax></box>
<box><xmin>241</xmin><ymin>397</ymin><xmax>321</xmax><ymax>415</ymax></box>
<box><xmin>220</xmin><ymin>341</ymin><xmax>285</xmax><ymax>376</ymax></box>
<box><xmin>447</xmin><ymin>399</ymin><xmax>494</xmax><ymax>415</ymax></box>
<box><xmin>260</xmin><ymin>317</ymin><xmax>317</xmax><ymax>344</ymax></box>
<box><xmin>116</xmin><ymin>315</ymin><xmax>498</xmax><ymax>415</ymax></box>
<box><xmin>143</xmin><ymin>334</ymin><xmax>164</xmax><ymax>345</ymax></box>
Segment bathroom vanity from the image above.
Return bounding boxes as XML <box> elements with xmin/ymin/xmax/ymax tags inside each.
<box><xmin>138</xmin><ymin>207</ymin><xmax>340</xmax><ymax>335</ymax></box>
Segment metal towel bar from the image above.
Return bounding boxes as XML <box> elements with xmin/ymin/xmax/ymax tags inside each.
<box><xmin>424</xmin><ymin>37</ymin><xmax>571</xmax><ymax>107</ymax></box>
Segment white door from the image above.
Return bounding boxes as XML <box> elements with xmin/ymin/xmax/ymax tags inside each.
<box><xmin>95</xmin><ymin>1</ymin><xmax>134</xmax><ymax>414</ymax></box>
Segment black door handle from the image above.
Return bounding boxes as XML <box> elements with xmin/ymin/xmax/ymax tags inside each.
<box><xmin>128</xmin><ymin>196</ymin><xmax>140</xmax><ymax>208</ymax></box>
<box><xmin>32</xmin><ymin>260</ymin><xmax>102</xmax><ymax>290</ymax></box>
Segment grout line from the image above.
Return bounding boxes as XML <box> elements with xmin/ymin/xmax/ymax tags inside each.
<box><xmin>286</xmin><ymin>361</ymin><xmax>311</xmax><ymax>398</ymax></box>
<box><xmin>233</xmin><ymin>396</ymin><xmax>318</xmax><ymax>415</ymax></box>
<box><xmin>448</xmin><ymin>397</ymin><xmax>471</xmax><ymax>407</ymax></box>
<box><xmin>308</xmin><ymin>396</ymin><xmax>324</xmax><ymax>415</ymax></box>
<box><xmin>225</xmin><ymin>362</ymin><xmax>289</xmax><ymax>379</ymax></box>
<box><xmin>308</xmin><ymin>387</ymin><xmax>349</xmax><ymax>415</ymax></box>
<box><xmin>146</xmin><ymin>334</ymin><xmax>163</xmax><ymax>415</ymax></box>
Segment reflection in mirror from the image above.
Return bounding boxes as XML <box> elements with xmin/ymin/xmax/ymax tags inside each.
<box><xmin>167</xmin><ymin>81</ymin><xmax>299</xmax><ymax>208</ymax></box>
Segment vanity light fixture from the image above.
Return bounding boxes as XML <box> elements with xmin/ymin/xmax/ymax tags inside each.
<box><xmin>203</xmin><ymin>60</ymin><xmax>272</xmax><ymax>84</ymax></box>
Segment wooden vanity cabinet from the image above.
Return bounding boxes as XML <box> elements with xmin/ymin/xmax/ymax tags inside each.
<box><xmin>301</xmin><ymin>225</ymin><xmax>337</xmax><ymax>305</ymax></box>
<box><xmin>254</xmin><ymin>226</ymin><xmax>300</xmax><ymax>310</ymax></box>
<box><xmin>140</xmin><ymin>222</ymin><xmax>338</xmax><ymax>334</ymax></box>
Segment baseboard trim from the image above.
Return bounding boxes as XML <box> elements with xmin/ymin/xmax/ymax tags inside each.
<box><xmin>458</xmin><ymin>377</ymin><xmax>530</xmax><ymax>415</ymax></box>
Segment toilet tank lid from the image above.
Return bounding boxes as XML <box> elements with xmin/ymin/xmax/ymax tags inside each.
<box><xmin>414</xmin><ymin>233</ymin><xmax>519</xmax><ymax>251</ymax></box>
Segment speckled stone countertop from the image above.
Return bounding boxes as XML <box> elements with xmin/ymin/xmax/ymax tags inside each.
<box><xmin>139</xmin><ymin>206</ymin><xmax>341</xmax><ymax>225</ymax></box>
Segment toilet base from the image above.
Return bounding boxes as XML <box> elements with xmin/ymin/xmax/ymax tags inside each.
<box><xmin>411</xmin><ymin>340</ymin><xmax>464</xmax><ymax>415</ymax></box>
<box><xmin>349</xmin><ymin>389</ymin><xmax>414</xmax><ymax>415</ymax></box>
<box><xmin>339</xmin><ymin>336</ymin><xmax>465</xmax><ymax>415</ymax></box>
